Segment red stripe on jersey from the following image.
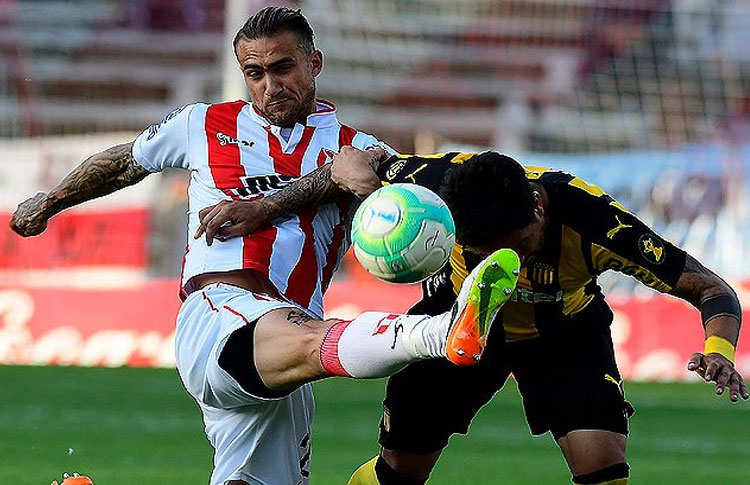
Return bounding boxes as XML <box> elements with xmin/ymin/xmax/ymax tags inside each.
<box><xmin>321</xmin><ymin>200</ymin><xmax>351</xmax><ymax>292</ymax></box>
<box><xmin>242</xmin><ymin>227</ymin><xmax>278</xmax><ymax>277</ymax></box>
<box><xmin>267</xmin><ymin>125</ymin><xmax>316</xmax><ymax>177</ymax></box>
<box><xmin>206</xmin><ymin>101</ymin><xmax>246</xmax><ymax>191</ymax></box>
<box><xmin>284</xmin><ymin>208</ymin><xmax>319</xmax><ymax>308</ymax></box>
<box><xmin>338</xmin><ymin>124</ymin><xmax>357</xmax><ymax>147</ymax></box>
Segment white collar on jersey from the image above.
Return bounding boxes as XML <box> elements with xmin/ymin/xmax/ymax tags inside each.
<box><xmin>250</xmin><ymin>98</ymin><xmax>339</xmax><ymax>130</ymax></box>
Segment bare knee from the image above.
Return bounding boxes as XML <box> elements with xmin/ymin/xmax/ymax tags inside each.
<box><xmin>557</xmin><ymin>430</ymin><xmax>627</xmax><ymax>477</ymax></box>
<box><xmin>253</xmin><ymin>310</ymin><xmax>334</xmax><ymax>390</ymax></box>
<box><xmin>381</xmin><ymin>447</ymin><xmax>443</xmax><ymax>481</ymax></box>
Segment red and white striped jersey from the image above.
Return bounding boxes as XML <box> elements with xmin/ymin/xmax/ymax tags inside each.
<box><xmin>133</xmin><ymin>99</ymin><xmax>391</xmax><ymax>318</ymax></box>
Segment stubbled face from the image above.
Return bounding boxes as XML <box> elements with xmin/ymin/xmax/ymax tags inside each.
<box><xmin>235</xmin><ymin>30</ymin><xmax>322</xmax><ymax>127</ymax></box>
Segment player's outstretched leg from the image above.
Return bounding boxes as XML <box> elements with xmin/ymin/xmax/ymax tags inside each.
<box><xmin>446</xmin><ymin>248</ymin><xmax>520</xmax><ymax>365</ymax></box>
<box><xmin>252</xmin><ymin>249</ymin><xmax>520</xmax><ymax>389</ymax></box>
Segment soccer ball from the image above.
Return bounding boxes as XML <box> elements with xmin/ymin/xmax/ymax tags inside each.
<box><xmin>351</xmin><ymin>183</ymin><xmax>456</xmax><ymax>283</ymax></box>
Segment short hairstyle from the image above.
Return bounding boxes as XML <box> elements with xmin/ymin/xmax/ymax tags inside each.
<box><xmin>233</xmin><ymin>6</ymin><xmax>315</xmax><ymax>54</ymax></box>
<box><xmin>440</xmin><ymin>152</ymin><xmax>535</xmax><ymax>247</ymax></box>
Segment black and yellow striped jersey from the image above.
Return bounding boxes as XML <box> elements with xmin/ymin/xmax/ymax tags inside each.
<box><xmin>376</xmin><ymin>152</ymin><xmax>687</xmax><ymax>342</ymax></box>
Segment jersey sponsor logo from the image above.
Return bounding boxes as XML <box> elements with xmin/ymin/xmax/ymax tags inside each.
<box><xmin>638</xmin><ymin>234</ymin><xmax>665</xmax><ymax>264</ymax></box>
<box><xmin>238</xmin><ymin>174</ymin><xmax>297</xmax><ymax>196</ymax></box>
<box><xmin>216</xmin><ymin>132</ymin><xmax>255</xmax><ymax>148</ymax></box>
<box><xmin>425</xmin><ymin>270</ymin><xmax>447</xmax><ymax>297</ymax></box>
<box><xmin>601</xmin><ymin>257</ymin><xmax>660</xmax><ymax>286</ymax></box>
<box><xmin>385</xmin><ymin>160</ymin><xmax>407</xmax><ymax>180</ymax></box>
<box><xmin>606</xmin><ymin>215</ymin><xmax>633</xmax><ymax>240</ymax></box>
<box><xmin>146</xmin><ymin>105</ymin><xmax>188</xmax><ymax>140</ymax></box>
<box><xmin>510</xmin><ymin>287</ymin><xmax>563</xmax><ymax>304</ymax></box>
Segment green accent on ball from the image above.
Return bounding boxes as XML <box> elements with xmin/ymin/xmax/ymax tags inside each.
<box><xmin>351</xmin><ymin>184</ymin><xmax>455</xmax><ymax>284</ymax></box>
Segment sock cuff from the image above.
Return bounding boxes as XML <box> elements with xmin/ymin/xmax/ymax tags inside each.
<box><xmin>319</xmin><ymin>320</ymin><xmax>353</xmax><ymax>377</ymax></box>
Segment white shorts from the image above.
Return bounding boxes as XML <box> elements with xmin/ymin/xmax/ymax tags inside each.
<box><xmin>175</xmin><ymin>283</ymin><xmax>314</xmax><ymax>485</ymax></box>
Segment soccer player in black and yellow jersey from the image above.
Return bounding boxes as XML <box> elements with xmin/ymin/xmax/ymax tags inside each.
<box><xmin>194</xmin><ymin>148</ymin><xmax>746</xmax><ymax>485</ymax></box>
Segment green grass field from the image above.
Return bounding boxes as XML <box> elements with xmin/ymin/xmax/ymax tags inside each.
<box><xmin>1</xmin><ymin>366</ymin><xmax>748</xmax><ymax>484</ymax></box>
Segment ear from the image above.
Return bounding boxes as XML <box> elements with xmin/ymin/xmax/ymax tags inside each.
<box><xmin>533</xmin><ymin>191</ymin><xmax>545</xmax><ymax>220</ymax></box>
<box><xmin>309</xmin><ymin>49</ymin><xmax>323</xmax><ymax>77</ymax></box>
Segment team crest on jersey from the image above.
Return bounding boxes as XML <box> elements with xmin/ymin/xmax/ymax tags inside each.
<box><xmin>385</xmin><ymin>160</ymin><xmax>407</xmax><ymax>180</ymax></box>
<box><xmin>638</xmin><ymin>234</ymin><xmax>665</xmax><ymax>265</ymax></box>
<box><xmin>216</xmin><ymin>132</ymin><xmax>255</xmax><ymax>148</ymax></box>
<box><xmin>530</xmin><ymin>263</ymin><xmax>555</xmax><ymax>285</ymax></box>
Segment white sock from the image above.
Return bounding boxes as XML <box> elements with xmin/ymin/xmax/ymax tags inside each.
<box><xmin>319</xmin><ymin>311</ymin><xmax>451</xmax><ymax>378</ymax></box>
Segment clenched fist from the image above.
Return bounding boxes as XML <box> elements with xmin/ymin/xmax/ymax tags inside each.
<box><xmin>9</xmin><ymin>192</ymin><xmax>50</xmax><ymax>237</ymax></box>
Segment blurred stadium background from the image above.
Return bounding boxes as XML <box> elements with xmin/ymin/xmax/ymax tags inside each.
<box><xmin>1</xmin><ymin>0</ymin><xmax>750</xmax><ymax>483</ymax></box>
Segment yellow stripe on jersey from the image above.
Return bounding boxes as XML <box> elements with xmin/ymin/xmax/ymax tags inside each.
<box><xmin>569</xmin><ymin>176</ymin><xmax>606</xmax><ymax>197</ymax></box>
<box><xmin>393</xmin><ymin>152</ymin><xmax>450</xmax><ymax>160</ymax></box>
<box><xmin>524</xmin><ymin>165</ymin><xmax>552</xmax><ymax>180</ymax></box>
<box><xmin>450</xmin><ymin>244</ymin><xmax>469</xmax><ymax>296</ymax></box>
<box><xmin>450</xmin><ymin>152</ymin><xmax>475</xmax><ymax>164</ymax></box>
<box><xmin>558</xmin><ymin>226</ymin><xmax>596</xmax><ymax>315</ymax></box>
<box><xmin>590</xmin><ymin>243</ymin><xmax>673</xmax><ymax>293</ymax></box>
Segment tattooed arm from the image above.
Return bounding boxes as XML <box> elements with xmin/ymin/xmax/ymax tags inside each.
<box><xmin>195</xmin><ymin>146</ymin><xmax>388</xmax><ymax>245</ymax></box>
<box><xmin>669</xmin><ymin>254</ymin><xmax>747</xmax><ymax>401</ymax></box>
<box><xmin>10</xmin><ymin>142</ymin><xmax>150</xmax><ymax>237</ymax></box>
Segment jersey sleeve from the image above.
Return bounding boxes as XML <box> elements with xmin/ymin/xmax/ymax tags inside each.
<box><xmin>132</xmin><ymin>104</ymin><xmax>200</xmax><ymax>172</ymax></box>
<box><xmin>350</xmin><ymin>131</ymin><xmax>397</xmax><ymax>155</ymax></box>
<box><xmin>574</xmin><ymin>184</ymin><xmax>687</xmax><ymax>293</ymax></box>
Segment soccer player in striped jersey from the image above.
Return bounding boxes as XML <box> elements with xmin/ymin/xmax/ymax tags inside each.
<box><xmin>201</xmin><ymin>148</ymin><xmax>746</xmax><ymax>485</ymax></box>
<box><xmin>9</xmin><ymin>8</ymin><xmax>520</xmax><ymax>485</ymax></box>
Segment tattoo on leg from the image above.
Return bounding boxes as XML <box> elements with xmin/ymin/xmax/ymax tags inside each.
<box><xmin>286</xmin><ymin>310</ymin><xmax>312</xmax><ymax>326</ymax></box>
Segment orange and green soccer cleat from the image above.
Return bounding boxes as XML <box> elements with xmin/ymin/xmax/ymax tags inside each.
<box><xmin>446</xmin><ymin>248</ymin><xmax>520</xmax><ymax>366</ymax></box>
<box><xmin>50</xmin><ymin>472</ymin><xmax>93</xmax><ymax>485</ymax></box>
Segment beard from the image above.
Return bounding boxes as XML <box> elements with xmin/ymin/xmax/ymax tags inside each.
<box><xmin>257</xmin><ymin>79</ymin><xmax>317</xmax><ymax>127</ymax></box>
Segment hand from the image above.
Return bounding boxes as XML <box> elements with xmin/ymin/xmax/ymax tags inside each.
<box><xmin>330</xmin><ymin>146</ymin><xmax>388</xmax><ymax>199</ymax></box>
<box><xmin>10</xmin><ymin>192</ymin><xmax>51</xmax><ymax>237</ymax></box>
<box><xmin>194</xmin><ymin>199</ymin><xmax>269</xmax><ymax>246</ymax></box>
<box><xmin>688</xmin><ymin>352</ymin><xmax>749</xmax><ymax>402</ymax></box>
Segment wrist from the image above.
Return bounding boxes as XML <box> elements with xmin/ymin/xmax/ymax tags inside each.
<box><xmin>259</xmin><ymin>198</ymin><xmax>277</xmax><ymax>222</ymax></box>
<box><xmin>704</xmin><ymin>335</ymin><xmax>736</xmax><ymax>363</ymax></box>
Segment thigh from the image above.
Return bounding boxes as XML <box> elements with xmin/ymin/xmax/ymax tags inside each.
<box><xmin>379</xmin><ymin>339</ymin><xmax>511</xmax><ymax>454</ymax></box>
<box><xmin>176</xmin><ymin>283</ymin><xmax>297</xmax><ymax>409</ymax></box>
<box><xmin>202</xmin><ymin>383</ymin><xmax>315</xmax><ymax>485</ymax></box>
<box><xmin>511</xmin><ymin>325</ymin><xmax>634</xmax><ymax>441</ymax></box>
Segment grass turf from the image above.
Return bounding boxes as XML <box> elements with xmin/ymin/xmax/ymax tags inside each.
<box><xmin>1</xmin><ymin>366</ymin><xmax>748</xmax><ymax>484</ymax></box>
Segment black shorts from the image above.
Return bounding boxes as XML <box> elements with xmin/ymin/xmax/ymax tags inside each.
<box><xmin>379</xmin><ymin>301</ymin><xmax>634</xmax><ymax>454</ymax></box>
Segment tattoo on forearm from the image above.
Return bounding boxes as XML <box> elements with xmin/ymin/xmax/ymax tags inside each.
<box><xmin>262</xmin><ymin>164</ymin><xmax>342</xmax><ymax>218</ymax></box>
<box><xmin>286</xmin><ymin>310</ymin><xmax>313</xmax><ymax>326</ymax></box>
<box><xmin>46</xmin><ymin>142</ymin><xmax>150</xmax><ymax>217</ymax></box>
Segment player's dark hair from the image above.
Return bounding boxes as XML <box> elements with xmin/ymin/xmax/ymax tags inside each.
<box><xmin>440</xmin><ymin>152</ymin><xmax>535</xmax><ymax>247</ymax></box>
<box><xmin>233</xmin><ymin>7</ymin><xmax>315</xmax><ymax>54</ymax></box>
